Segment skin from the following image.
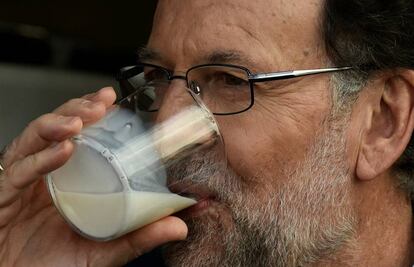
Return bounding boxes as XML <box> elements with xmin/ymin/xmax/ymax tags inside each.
<box><xmin>0</xmin><ymin>0</ymin><xmax>413</xmax><ymax>266</ymax></box>
<box><xmin>148</xmin><ymin>0</ymin><xmax>414</xmax><ymax>265</ymax></box>
<box><xmin>0</xmin><ymin>88</ymin><xmax>188</xmax><ymax>266</ymax></box>
<box><xmin>149</xmin><ymin>0</ymin><xmax>329</xmax><ymax>189</ymax></box>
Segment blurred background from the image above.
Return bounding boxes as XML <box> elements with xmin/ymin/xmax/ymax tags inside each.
<box><xmin>0</xmin><ymin>1</ymin><xmax>157</xmax><ymax>149</ymax></box>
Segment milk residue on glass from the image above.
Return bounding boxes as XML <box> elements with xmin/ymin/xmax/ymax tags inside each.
<box><xmin>47</xmin><ymin>106</ymin><xmax>218</xmax><ymax>241</ymax></box>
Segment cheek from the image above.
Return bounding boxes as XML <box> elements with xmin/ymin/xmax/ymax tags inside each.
<box><xmin>216</xmin><ymin>90</ymin><xmax>330</xmax><ymax>181</ymax></box>
<box><xmin>217</xmin><ymin>115</ymin><xmax>312</xmax><ymax>182</ymax></box>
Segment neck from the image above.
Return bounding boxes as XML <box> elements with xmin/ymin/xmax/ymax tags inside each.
<box><xmin>316</xmin><ymin>174</ymin><xmax>413</xmax><ymax>266</ymax></box>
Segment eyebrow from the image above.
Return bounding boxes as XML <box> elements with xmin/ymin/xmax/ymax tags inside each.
<box><xmin>137</xmin><ymin>46</ymin><xmax>162</xmax><ymax>62</ymax></box>
<box><xmin>137</xmin><ymin>47</ymin><xmax>256</xmax><ymax>68</ymax></box>
<box><xmin>205</xmin><ymin>50</ymin><xmax>244</xmax><ymax>64</ymax></box>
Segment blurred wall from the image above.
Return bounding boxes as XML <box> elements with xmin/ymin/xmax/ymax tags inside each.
<box><xmin>0</xmin><ymin>63</ymin><xmax>117</xmax><ymax>148</ymax></box>
<box><xmin>0</xmin><ymin>1</ymin><xmax>157</xmax><ymax>149</ymax></box>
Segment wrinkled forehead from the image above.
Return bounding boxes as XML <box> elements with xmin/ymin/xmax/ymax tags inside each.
<box><xmin>148</xmin><ymin>0</ymin><xmax>325</xmax><ymax>70</ymax></box>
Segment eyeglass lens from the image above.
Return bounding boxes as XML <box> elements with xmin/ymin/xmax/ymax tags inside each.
<box><xmin>122</xmin><ymin>64</ymin><xmax>252</xmax><ymax>114</ymax></box>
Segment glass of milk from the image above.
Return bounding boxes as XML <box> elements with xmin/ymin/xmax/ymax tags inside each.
<box><xmin>46</xmin><ymin>88</ymin><xmax>221</xmax><ymax>241</ymax></box>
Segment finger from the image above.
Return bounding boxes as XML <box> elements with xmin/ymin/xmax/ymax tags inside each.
<box><xmin>82</xmin><ymin>87</ymin><xmax>117</xmax><ymax>108</ymax></box>
<box><xmin>2</xmin><ymin>114</ymin><xmax>82</xmax><ymax>167</ymax></box>
<box><xmin>54</xmin><ymin>87</ymin><xmax>117</xmax><ymax>127</ymax></box>
<box><xmin>0</xmin><ymin>140</ymin><xmax>73</xmax><ymax>208</ymax></box>
<box><xmin>0</xmin><ymin>199</ymin><xmax>21</xmax><ymax>227</ymax></box>
<box><xmin>4</xmin><ymin>88</ymin><xmax>115</xmax><ymax>165</ymax></box>
<box><xmin>53</xmin><ymin>98</ymin><xmax>107</xmax><ymax>125</ymax></box>
<box><xmin>97</xmin><ymin>216</ymin><xmax>188</xmax><ymax>267</ymax></box>
<box><xmin>126</xmin><ymin>216</ymin><xmax>188</xmax><ymax>257</ymax></box>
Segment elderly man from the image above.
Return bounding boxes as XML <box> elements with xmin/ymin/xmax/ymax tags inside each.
<box><xmin>1</xmin><ymin>0</ymin><xmax>413</xmax><ymax>266</ymax></box>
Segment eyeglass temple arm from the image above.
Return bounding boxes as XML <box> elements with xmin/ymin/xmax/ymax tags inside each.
<box><xmin>249</xmin><ymin>66</ymin><xmax>352</xmax><ymax>82</ymax></box>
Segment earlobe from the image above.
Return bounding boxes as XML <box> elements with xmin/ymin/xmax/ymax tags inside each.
<box><xmin>356</xmin><ymin>147</ymin><xmax>381</xmax><ymax>180</ymax></box>
<box><xmin>355</xmin><ymin>70</ymin><xmax>414</xmax><ymax>181</ymax></box>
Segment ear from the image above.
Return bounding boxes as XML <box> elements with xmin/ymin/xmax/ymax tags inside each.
<box><xmin>356</xmin><ymin>70</ymin><xmax>414</xmax><ymax>180</ymax></box>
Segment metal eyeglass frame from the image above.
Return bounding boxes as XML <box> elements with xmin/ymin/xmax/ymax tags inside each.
<box><xmin>116</xmin><ymin>62</ymin><xmax>352</xmax><ymax>115</ymax></box>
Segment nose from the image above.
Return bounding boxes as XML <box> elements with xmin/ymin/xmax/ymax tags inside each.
<box><xmin>155</xmin><ymin>78</ymin><xmax>195</xmax><ymax>123</ymax></box>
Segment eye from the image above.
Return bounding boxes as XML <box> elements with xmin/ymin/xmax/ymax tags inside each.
<box><xmin>143</xmin><ymin>67</ymin><xmax>168</xmax><ymax>83</ymax></box>
<box><xmin>224</xmin><ymin>73</ymin><xmax>247</xmax><ymax>86</ymax></box>
<box><xmin>214</xmin><ymin>72</ymin><xmax>249</xmax><ymax>87</ymax></box>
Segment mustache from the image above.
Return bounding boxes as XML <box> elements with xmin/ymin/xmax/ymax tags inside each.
<box><xmin>166</xmin><ymin>148</ymin><xmax>240</xmax><ymax>202</ymax></box>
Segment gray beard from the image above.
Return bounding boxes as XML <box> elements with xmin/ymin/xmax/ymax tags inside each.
<box><xmin>163</xmin><ymin>119</ymin><xmax>357</xmax><ymax>267</ymax></box>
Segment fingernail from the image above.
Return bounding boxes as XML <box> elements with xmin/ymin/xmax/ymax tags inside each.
<box><xmin>83</xmin><ymin>100</ymin><xmax>102</xmax><ymax>109</ymax></box>
<box><xmin>81</xmin><ymin>99</ymin><xmax>93</xmax><ymax>106</ymax></box>
<box><xmin>89</xmin><ymin>88</ymin><xmax>106</xmax><ymax>99</ymax></box>
<box><xmin>80</xmin><ymin>99</ymin><xmax>91</xmax><ymax>104</ymax></box>
<box><xmin>84</xmin><ymin>91</ymin><xmax>97</xmax><ymax>98</ymax></box>
<box><xmin>94</xmin><ymin>87</ymin><xmax>113</xmax><ymax>98</ymax></box>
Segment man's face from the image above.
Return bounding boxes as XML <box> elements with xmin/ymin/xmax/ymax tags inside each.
<box><xmin>146</xmin><ymin>0</ymin><xmax>357</xmax><ymax>266</ymax></box>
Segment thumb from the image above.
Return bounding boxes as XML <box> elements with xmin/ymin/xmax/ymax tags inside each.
<box><xmin>125</xmin><ymin>216</ymin><xmax>188</xmax><ymax>257</ymax></box>
<box><xmin>90</xmin><ymin>216</ymin><xmax>188</xmax><ymax>267</ymax></box>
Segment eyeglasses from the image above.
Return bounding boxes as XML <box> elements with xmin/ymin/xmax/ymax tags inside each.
<box><xmin>116</xmin><ymin>63</ymin><xmax>352</xmax><ymax>115</ymax></box>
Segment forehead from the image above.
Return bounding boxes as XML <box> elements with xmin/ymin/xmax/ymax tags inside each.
<box><xmin>148</xmin><ymin>0</ymin><xmax>324</xmax><ymax>70</ymax></box>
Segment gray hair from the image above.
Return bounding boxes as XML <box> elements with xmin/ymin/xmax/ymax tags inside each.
<box><xmin>330</xmin><ymin>71</ymin><xmax>414</xmax><ymax>200</ymax></box>
<box><xmin>323</xmin><ymin>0</ymin><xmax>414</xmax><ymax>202</ymax></box>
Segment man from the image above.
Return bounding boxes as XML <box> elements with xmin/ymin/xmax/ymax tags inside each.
<box><xmin>0</xmin><ymin>0</ymin><xmax>413</xmax><ymax>266</ymax></box>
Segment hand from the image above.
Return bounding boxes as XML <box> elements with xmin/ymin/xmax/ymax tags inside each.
<box><xmin>0</xmin><ymin>87</ymin><xmax>188</xmax><ymax>267</ymax></box>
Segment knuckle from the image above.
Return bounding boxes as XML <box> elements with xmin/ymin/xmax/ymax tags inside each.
<box><xmin>66</xmin><ymin>98</ymin><xmax>83</xmax><ymax>106</ymax></box>
<box><xmin>6</xmin><ymin>141</ymin><xmax>16</xmax><ymax>155</ymax></box>
<box><xmin>1</xmin><ymin>138</ymin><xmax>21</xmax><ymax>167</ymax></box>
<box><xmin>58</xmin><ymin>98</ymin><xmax>100</xmax><ymax>117</ymax></box>
<box><xmin>34</xmin><ymin>113</ymin><xmax>79</xmax><ymax>134</ymax></box>
<box><xmin>31</xmin><ymin>113</ymin><xmax>56</xmax><ymax>129</ymax></box>
<box><xmin>38</xmin><ymin>112</ymin><xmax>56</xmax><ymax>122</ymax></box>
<box><xmin>7</xmin><ymin>154</ymin><xmax>41</xmax><ymax>190</ymax></box>
<box><xmin>28</xmin><ymin>153</ymin><xmax>42</xmax><ymax>177</ymax></box>
<box><xmin>2</xmin><ymin>140</ymin><xmax>17</xmax><ymax>163</ymax></box>
<box><xmin>0</xmin><ymin>171</ymin><xmax>23</xmax><ymax>208</ymax></box>
<box><xmin>55</xmin><ymin>98</ymin><xmax>85</xmax><ymax>114</ymax></box>
<box><xmin>3</xmin><ymin>164</ymin><xmax>18</xmax><ymax>188</ymax></box>
<box><xmin>0</xmin><ymin>200</ymin><xmax>20</xmax><ymax>227</ymax></box>
<box><xmin>0</xmin><ymin>173</ymin><xmax>5</xmax><ymax>193</ymax></box>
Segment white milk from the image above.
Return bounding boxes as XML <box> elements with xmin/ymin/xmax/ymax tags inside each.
<box><xmin>55</xmin><ymin>190</ymin><xmax>196</xmax><ymax>239</ymax></box>
<box><xmin>49</xmin><ymin>134</ymin><xmax>196</xmax><ymax>240</ymax></box>
<box><xmin>48</xmin><ymin>107</ymin><xmax>215</xmax><ymax>240</ymax></box>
